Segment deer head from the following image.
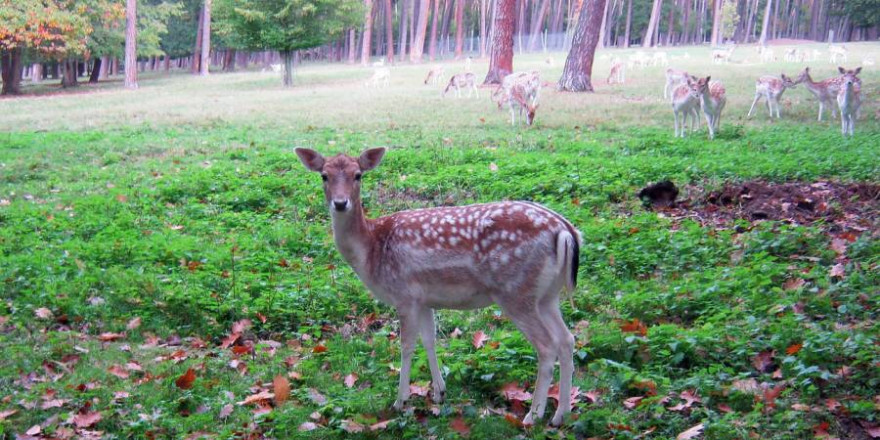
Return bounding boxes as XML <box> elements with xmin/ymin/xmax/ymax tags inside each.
<box><xmin>295</xmin><ymin>147</ymin><xmax>386</xmax><ymax>213</ymax></box>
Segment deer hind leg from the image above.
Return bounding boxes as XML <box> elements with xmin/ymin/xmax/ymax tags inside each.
<box><xmin>417</xmin><ymin>308</ymin><xmax>446</xmax><ymax>402</ymax></box>
<box><xmin>747</xmin><ymin>93</ymin><xmax>762</xmax><ymax>118</ymax></box>
<box><xmin>673</xmin><ymin>109</ymin><xmax>681</xmax><ymax>137</ymax></box>
<box><xmin>541</xmin><ymin>297</ymin><xmax>574</xmax><ymax>427</ymax></box>
<box><xmin>393</xmin><ymin>307</ymin><xmax>419</xmax><ymax>410</ymax></box>
<box><xmin>494</xmin><ymin>295</ymin><xmax>557</xmax><ymax>425</ymax></box>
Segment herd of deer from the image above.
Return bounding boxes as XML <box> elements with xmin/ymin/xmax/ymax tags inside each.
<box><xmin>667</xmin><ymin>65</ymin><xmax>863</xmax><ymax>137</ymax></box>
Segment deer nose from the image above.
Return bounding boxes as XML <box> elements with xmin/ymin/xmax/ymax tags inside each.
<box><xmin>333</xmin><ymin>199</ymin><xmax>350</xmax><ymax>212</ymax></box>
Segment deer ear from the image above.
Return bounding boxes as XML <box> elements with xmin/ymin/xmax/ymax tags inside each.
<box><xmin>358</xmin><ymin>147</ymin><xmax>386</xmax><ymax>172</ymax></box>
<box><xmin>838</xmin><ymin>66</ymin><xmax>845</xmax><ymax>74</ymax></box>
<box><xmin>854</xmin><ymin>67</ymin><xmax>862</xmax><ymax>75</ymax></box>
<box><xmin>705</xmin><ymin>76</ymin><xmax>711</xmax><ymax>82</ymax></box>
<box><xmin>295</xmin><ymin>148</ymin><xmax>325</xmax><ymax>172</ymax></box>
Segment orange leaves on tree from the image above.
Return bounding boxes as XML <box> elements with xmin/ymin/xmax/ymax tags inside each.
<box><xmin>619</xmin><ymin>319</ymin><xmax>648</xmax><ymax>336</ymax></box>
<box><xmin>273</xmin><ymin>375</ymin><xmax>290</xmax><ymax>406</ymax></box>
<box><xmin>472</xmin><ymin>330</ymin><xmax>489</xmax><ymax>349</ymax></box>
<box><xmin>175</xmin><ymin>368</ymin><xmax>196</xmax><ymax>390</ymax></box>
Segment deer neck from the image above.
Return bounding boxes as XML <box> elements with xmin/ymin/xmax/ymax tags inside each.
<box><xmin>330</xmin><ymin>202</ymin><xmax>373</xmax><ymax>271</ymax></box>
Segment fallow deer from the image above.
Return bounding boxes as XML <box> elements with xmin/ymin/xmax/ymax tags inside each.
<box><xmin>712</xmin><ymin>45</ymin><xmax>736</xmax><ymax>64</ymax></box>
<box><xmin>664</xmin><ymin>68</ymin><xmax>690</xmax><ymax>99</ymax></box>
<box><xmin>747</xmin><ymin>74</ymin><xmax>798</xmax><ymax>119</ymax></box>
<box><xmin>294</xmin><ymin>147</ymin><xmax>581</xmax><ymax>426</ymax></box>
<box><xmin>671</xmin><ymin>79</ymin><xmax>701</xmax><ymax>138</ymax></box>
<box><xmin>493</xmin><ymin>70</ymin><xmax>541</xmax><ymax>110</ymax></box>
<box><xmin>796</xmin><ymin>67</ymin><xmax>861</xmax><ymax>121</ymax></box>
<box><xmin>607</xmin><ymin>59</ymin><xmax>625</xmax><ymax>85</ymax></box>
<box><xmin>691</xmin><ymin>76</ymin><xmax>727</xmax><ymax>139</ymax></box>
<box><xmin>828</xmin><ymin>45</ymin><xmax>847</xmax><ymax>64</ymax></box>
<box><xmin>443</xmin><ymin>72</ymin><xmax>479</xmax><ymax>98</ymax></box>
<box><xmin>366</xmin><ymin>68</ymin><xmax>391</xmax><ymax>88</ymax></box>
<box><xmin>508</xmin><ymin>85</ymin><xmax>539</xmax><ymax>126</ymax></box>
<box><xmin>837</xmin><ymin>67</ymin><xmax>861</xmax><ymax>136</ymax></box>
<box><xmin>424</xmin><ymin>65</ymin><xmax>446</xmax><ymax>85</ymax></box>
<box><xmin>651</xmin><ymin>51</ymin><xmax>669</xmax><ymax>67</ymax></box>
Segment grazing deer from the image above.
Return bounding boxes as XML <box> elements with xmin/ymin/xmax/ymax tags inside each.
<box><xmin>712</xmin><ymin>45</ymin><xmax>736</xmax><ymax>64</ymax></box>
<box><xmin>493</xmin><ymin>70</ymin><xmax>540</xmax><ymax>109</ymax></box>
<box><xmin>366</xmin><ymin>68</ymin><xmax>391</xmax><ymax>88</ymax></box>
<box><xmin>783</xmin><ymin>48</ymin><xmax>798</xmax><ymax>62</ymax></box>
<box><xmin>443</xmin><ymin>72</ymin><xmax>479</xmax><ymax>98</ymax></box>
<box><xmin>651</xmin><ymin>51</ymin><xmax>669</xmax><ymax>67</ymax></box>
<box><xmin>627</xmin><ymin>51</ymin><xmax>650</xmax><ymax>69</ymax></box>
<box><xmin>607</xmin><ymin>59</ymin><xmax>625</xmax><ymax>85</ymax></box>
<box><xmin>294</xmin><ymin>147</ymin><xmax>581</xmax><ymax>426</ymax></box>
<box><xmin>759</xmin><ymin>46</ymin><xmax>776</xmax><ymax>63</ymax></box>
<box><xmin>690</xmin><ymin>76</ymin><xmax>727</xmax><ymax>139</ymax></box>
<box><xmin>671</xmin><ymin>79</ymin><xmax>701</xmax><ymax>138</ymax></box>
<box><xmin>424</xmin><ymin>65</ymin><xmax>446</xmax><ymax>85</ymax></box>
<box><xmin>796</xmin><ymin>67</ymin><xmax>861</xmax><ymax>121</ymax></box>
<box><xmin>664</xmin><ymin>68</ymin><xmax>690</xmax><ymax>99</ymax></box>
<box><xmin>507</xmin><ymin>85</ymin><xmax>539</xmax><ymax>126</ymax></box>
<box><xmin>747</xmin><ymin>74</ymin><xmax>798</xmax><ymax>119</ymax></box>
<box><xmin>828</xmin><ymin>45</ymin><xmax>847</xmax><ymax>64</ymax></box>
<box><xmin>837</xmin><ymin>67</ymin><xmax>861</xmax><ymax>136</ymax></box>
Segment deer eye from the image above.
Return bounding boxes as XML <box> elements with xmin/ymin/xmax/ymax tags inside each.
<box><xmin>354</xmin><ymin>173</ymin><xmax>362</xmax><ymax>181</ymax></box>
<box><xmin>321</xmin><ymin>174</ymin><xmax>328</xmax><ymax>182</ymax></box>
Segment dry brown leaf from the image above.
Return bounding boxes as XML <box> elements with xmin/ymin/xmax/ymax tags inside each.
<box><xmin>175</xmin><ymin>368</ymin><xmax>196</xmax><ymax>390</ymax></box>
<box><xmin>783</xmin><ymin>278</ymin><xmax>806</xmax><ymax>291</ymax></box>
<box><xmin>370</xmin><ymin>419</ymin><xmax>392</xmax><ymax>431</ymax></box>
<box><xmin>98</xmin><ymin>332</ymin><xmax>125</xmax><ymax>342</ymax></box>
<box><xmin>26</xmin><ymin>425</ymin><xmax>41</xmax><ymax>436</ymax></box>
<box><xmin>126</xmin><ymin>317</ymin><xmax>142</xmax><ymax>330</ymax></box>
<box><xmin>624</xmin><ymin>396</ymin><xmax>644</xmax><ymax>409</ymax></box>
<box><xmin>219</xmin><ymin>404</ymin><xmax>234</xmax><ymax>418</ymax></box>
<box><xmin>273</xmin><ymin>375</ymin><xmax>290</xmax><ymax>406</ymax></box>
<box><xmin>307</xmin><ymin>388</ymin><xmax>327</xmax><ymax>405</ymax></box>
<box><xmin>752</xmin><ymin>350</ymin><xmax>775</xmax><ymax>373</ymax></box>
<box><xmin>344</xmin><ymin>373</ymin><xmax>358</xmax><ymax>388</ymax></box>
<box><xmin>676</xmin><ymin>423</ymin><xmax>704</xmax><ymax>440</ymax></box>
<box><xmin>35</xmin><ymin>308</ymin><xmax>53</xmax><ymax>320</ymax></box>
<box><xmin>829</xmin><ymin>263</ymin><xmax>845</xmax><ymax>278</ymax></box>
<box><xmin>0</xmin><ymin>409</ymin><xmax>17</xmax><ymax>420</ymax></box>
<box><xmin>340</xmin><ymin>420</ymin><xmax>365</xmax><ymax>433</ymax></box>
<box><xmin>450</xmin><ymin>416</ymin><xmax>471</xmax><ymax>436</ymax></box>
<box><xmin>472</xmin><ymin>330</ymin><xmax>489</xmax><ymax>349</ymax></box>
<box><xmin>72</xmin><ymin>411</ymin><xmax>102</xmax><ymax>428</ymax></box>
<box><xmin>830</xmin><ymin>238</ymin><xmax>847</xmax><ymax>256</ymax></box>
<box><xmin>500</xmin><ymin>382</ymin><xmax>532</xmax><ymax>402</ymax></box>
<box><xmin>298</xmin><ymin>422</ymin><xmax>318</xmax><ymax>432</ymax></box>
<box><xmin>237</xmin><ymin>391</ymin><xmax>274</xmax><ymax>406</ymax></box>
<box><xmin>108</xmin><ymin>365</ymin><xmax>129</xmax><ymax>379</ymax></box>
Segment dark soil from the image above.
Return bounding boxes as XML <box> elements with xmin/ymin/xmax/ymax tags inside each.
<box><xmin>648</xmin><ymin>180</ymin><xmax>880</xmax><ymax>233</ymax></box>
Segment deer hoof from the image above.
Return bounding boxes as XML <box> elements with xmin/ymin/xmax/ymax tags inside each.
<box><xmin>549</xmin><ymin>412</ymin><xmax>565</xmax><ymax>427</ymax></box>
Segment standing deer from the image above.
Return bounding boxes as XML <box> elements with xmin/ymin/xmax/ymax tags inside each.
<box><xmin>495</xmin><ymin>71</ymin><xmax>541</xmax><ymax>125</ymax></box>
<box><xmin>443</xmin><ymin>72</ymin><xmax>479</xmax><ymax>98</ymax></box>
<box><xmin>747</xmin><ymin>74</ymin><xmax>798</xmax><ymax>119</ymax></box>
<box><xmin>366</xmin><ymin>68</ymin><xmax>391</xmax><ymax>88</ymax></box>
<box><xmin>828</xmin><ymin>45</ymin><xmax>847</xmax><ymax>64</ymax></box>
<box><xmin>796</xmin><ymin>67</ymin><xmax>861</xmax><ymax>121</ymax></box>
<box><xmin>691</xmin><ymin>76</ymin><xmax>727</xmax><ymax>139</ymax></box>
<box><xmin>508</xmin><ymin>86</ymin><xmax>539</xmax><ymax>126</ymax></box>
<box><xmin>671</xmin><ymin>78</ymin><xmax>701</xmax><ymax>138</ymax></box>
<box><xmin>607</xmin><ymin>59</ymin><xmax>625</xmax><ymax>85</ymax></box>
<box><xmin>294</xmin><ymin>147</ymin><xmax>581</xmax><ymax>426</ymax></box>
<box><xmin>712</xmin><ymin>45</ymin><xmax>736</xmax><ymax>64</ymax></box>
<box><xmin>424</xmin><ymin>65</ymin><xmax>446</xmax><ymax>85</ymax></box>
<box><xmin>664</xmin><ymin>68</ymin><xmax>690</xmax><ymax>99</ymax></box>
<box><xmin>837</xmin><ymin>67</ymin><xmax>861</xmax><ymax>136</ymax></box>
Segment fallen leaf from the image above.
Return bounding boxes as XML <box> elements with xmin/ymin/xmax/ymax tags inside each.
<box><xmin>312</xmin><ymin>344</ymin><xmax>328</xmax><ymax>353</ymax></box>
<box><xmin>370</xmin><ymin>419</ymin><xmax>392</xmax><ymax>431</ymax></box>
<box><xmin>72</xmin><ymin>411</ymin><xmax>102</xmax><ymax>428</ymax></box>
<box><xmin>237</xmin><ymin>391</ymin><xmax>274</xmax><ymax>406</ymax></box>
<box><xmin>624</xmin><ymin>396</ymin><xmax>644</xmax><ymax>409</ymax></box>
<box><xmin>35</xmin><ymin>308</ymin><xmax>53</xmax><ymax>319</ymax></box>
<box><xmin>0</xmin><ymin>409</ymin><xmax>17</xmax><ymax>420</ymax></box>
<box><xmin>732</xmin><ymin>378</ymin><xmax>760</xmax><ymax>395</ymax></box>
<box><xmin>409</xmin><ymin>383</ymin><xmax>430</xmax><ymax>397</ymax></box>
<box><xmin>107</xmin><ymin>365</ymin><xmax>129</xmax><ymax>379</ymax></box>
<box><xmin>829</xmin><ymin>263</ymin><xmax>845</xmax><ymax>278</ymax></box>
<box><xmin>450</xmin><ymin>328</ymin><xmax>462</xmax><ymax>338</ymax></box>
<box><xmin>830</xmin><ymin>238</ymin><xmax>847</xmax><ymax>256</ymax></box>
<box><xmin>344</xmin><ymin>373</ymin><xmax>358</xmax><ymax>388</ymax></box>
<box><xmin>307</xmin><ymin>388</ymin><xmax>327</xmax><ymax>405</ymax></box>
<box><xmin>98</xmin><ymin>332</ymin><xmax>125</xmax><ymax>342</ymax></box>
<box><xmin>450</xmin><ymin>416</ymin><xmax>470</xmax><ymax>436</ymax></box>
<box><xmin>273</xmin><ymin>375</ymin><xmax>290</xmax><ymax>406</ymax></box>
<box><xmin>752</xmin><ymin>350</ymin><xmax>775</xmax><ymax>373</ymax></box>
<box><xmin>219</xmin><ymin>404</ymin><xmax>233</xmax><ymax>418</ymax></box>
<box><xmin>489</xmin><ymin>163</ymin><xmax>498</xmax><ymax>172</ymax></box>
<box><xmin>619</xmin><ymin>319</ymin><xmax>648</xmax><ymax>336</ymax></box>
<box><xmin>472</xmin><ymin>330</ymin><xmax>489</xmax><ymax>349</ymax></box>
<box><xmin>113</xmin><ymin>391</ymin><xmax>130</xmax><ymax>400</ymax></box>
<box><xmin>500</xmin><ymin>382</ymin><xmax>532</xmax><ymax>402</ymax></box>
<box><xmin>865</xmin><ymin>425</ymin><xmax>880</xmax><ymax>438</ymax></box>
<box><xmin>340</xmin><ymin>419</ymin><xmax>365</xmax><ymax>433</ymax></box>
<box><xmin>825</xmin><ymin>398</ymin><xmax>842</xmax><ymax>412</ymax></box>
<box><xmin>220</xmin><ymin>333</ymin><xmax>240</xmax><ymax>349</ymax></box>
<box><xmin>126</xmin><ymin>317</ymin><xmax>142</xmax><ymax>330</ymax></box>
<box><xmin>783</xmin><ymin>278</ymin><xmax>806</xmax><ymax>291</ymax></box>
<box><xmin>231</xmin><ymin>319</ymin><xmax>252</xmax><ymax>334</ymax></box>
<box><xmin>175</xmin><ymin>368</ymin><xmax>196</xmax><ymax>390</ymax></box>
<box><xmin>298</xmin><ymin>422</ymin><xmax>318</xmax><ymax>432</ymax></box>
<box><xmin>26</xmin><ymin>425</ymin><xmax>41</xmax><ymax>436</ymax></box>
<box><xmin>676</xmin><ymin>423</ymin><xmax>704</xmax><ymax>440</ymax></box>
<box><xmin>785</xmin><ymin>343</ymin><xmax>803</xmax><ymax>355</ymax></box>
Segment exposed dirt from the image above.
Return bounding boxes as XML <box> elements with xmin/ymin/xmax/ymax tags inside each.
<box><xmin>644</xmin><ymin>180</ymin><xmax>880</xmax><ymax>233</ymax></box>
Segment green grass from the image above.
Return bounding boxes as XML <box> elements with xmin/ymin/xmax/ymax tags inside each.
<box><xmin>1</xmin><ymin>44</ymin><xmax>879</xmax><ymax>439</ymax></box>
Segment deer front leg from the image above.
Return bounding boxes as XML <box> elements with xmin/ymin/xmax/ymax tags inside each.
<box><xmin>747</xmin><ymin>93</ymin><xmax>761</xmax><ymax>118</ymax></box>
<box><xmin>418</xmin><ymin>308</ymin><xmax>446</xmax><ymax>402</ymax></box>
<box><xmin>393</xmin><ymin>309</ymin><xmax>419</xmax><ymax>411</ymax></box>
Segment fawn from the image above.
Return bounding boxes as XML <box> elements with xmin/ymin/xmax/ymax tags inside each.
<box><xmin>443</xmin><ymin>72</ymin><xmax>479</xmax><ymax>98</ymax></box>
<box><xmin>747</xmin><ymin>74</ymin><xmax>798</xmax><ymax>119</ymax></box>
<box><xmin>690</xmin><ymin>76</ymin><xmax>727</xmax><ymax>139</ymax></box>
<box><xmin>837</xmin><ymin>67</ymin><xmax>861</xmax><ymax>136</ymax></box>
<box><xmin>671</xmin><ymin>78</ymin><xmax>701</xmax><ymax>138</ymax></box>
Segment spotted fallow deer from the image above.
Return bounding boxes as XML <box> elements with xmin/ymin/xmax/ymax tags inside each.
<box><xmin>837</xmin><ymin>67</ymin><xmax>861</xmax><ymax>136</ymax></box>
<box><xmin>664</xmin><ymin>68</ymin><xmax>690</xmax><ymax>99</ymax></box>
<box><xmin>671</xmin><ymin>79</ymin><xmax>701</xmax><ymax>138</ymax></box>
<box><xmin>295</xmin><ymin>147</ymin><xmax>581</xmax><ymax>426</ymax></box>
<box><xmin>690</xmin><ymin>76</ymin><xmax>727</xmax><ymax>139</ymax></box>
<box><xmin>796</xmin><ymin>67</ymin><xmax>861</xmax><ymax>121</ymax></box>
<box><xmin>747</xmin><ymin>74</ymin><xmax>798</xmax><ymax>119</ymax></box>
<box><xmin>443</xmin><ymin>72</ymin><xmax>479</xmax><ymax>98</ymax></box>
<box><xmin>424</xmin><ymin>65</ymin><xmax>446</xmax><ymax>85</ymax></box>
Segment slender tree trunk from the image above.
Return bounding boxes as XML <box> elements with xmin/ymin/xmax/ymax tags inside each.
<box><xmin>710</xmin><ymin>0</ymin><xmax>723</xmax><ymax>45</ymax></box>
<box><xmin>681</xmin><ymin>0</ymin><xmax>691</xmax><ymax>43</ymax></box>
<box><xmin>558</xmin><ymin>0</ymin><xmax>606</xmax><ymax>91</ymax></box>
<box><xmin>280</xmin><ymin>50</ymin><xmax>294</xmax><ymax>87</ymax></box>
<box><xmin>192</xmin><ymin>5</ymin><xmax>204</xmax><ymax>74</ymax></box>
<box><xmin>528</xmin><ymin>0</ymin><xmax>551</xmax><ymax>50</ymax></box>
<box><xmin>385</xmin><ymin>0</ymin><xmax>395</xmax><ymax>63</ymax></box>
<box><xmin>0</xmin><ymin>48</ymin><xmax>23</xmax><ymax>95</ymax></box>
<box><xmin>453</xmin><ymin>0</ymin><xmax>466</xmax><ymax>58</ymax></box>
<box><xmin>429</xmin><ymin>0</ymin><xmax>441</xmax><ymax>60</ymax></box>
<box><xmin>399</xmin><ymin>0</ymin><xmax>410</xmax><ymax>61</ymax></box>
<box><xmin>480</xmin><ymin>0</ymin><xmax>489</xmax><ymax>57</ymax></box>
<box><xmin>200</xmin><ymin>0</ymin><xmax>211</xmax><ymax>75</ymax></box>
<box><xmin>758</xmin><ymin>0</ymin><xmax>771</xmax><ymax>45</ymax></box>
<box><xmin>598</xmin><ymin>0</ymin><xmax>611</xmax><ymax>47</ymax></box>
<box><xmin>31</xmin><ymin>63</ymin><xmax>41</xmax><ymax>84</ymax></box>
<box><xmin>361</xmin><ymin>0</ymin><xmax>374</xmax><ymax>65</ymax></box>
<box><xmin>348</xmin><ymin>29</ymin><xmax>358</xmax><ymax>63</ymax></box>
<box><xmin>643</xmin><ymin>0</ymin><xmax>663</xmax><ymax>47</ymax></box>
<box><xmin>484</xmin><ymin>0</ymin><xmax>515</xmax><ymax>84</ymax></box>
<box><xmin>89</xmin><ymin>58</ymin><xmax>102</xmax><ymax>83</ymax></box>
<box><xmin>124</xmin><ymin>0</ymin><xmax>138</xmax><ymax>89</ymax></box>
<box><xmin>411</xmin><ymin>0</ymin><xmax>431</xmax><ymax>62</ymax></box>
<box><xmin>623</xmin><ymin>0</ymin><xmax>633</xmax><ymax>47</ymax></box>
<box><xmin>665</xmin><ymin>0</ymin><xmax>675</xmax><ymax>44</ymax></box>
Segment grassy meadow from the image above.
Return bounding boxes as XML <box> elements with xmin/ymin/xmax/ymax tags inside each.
<box><xmin>0</xmin><ymin>43</ymin><xmax>879</xmax><ymax>439</ymax></box>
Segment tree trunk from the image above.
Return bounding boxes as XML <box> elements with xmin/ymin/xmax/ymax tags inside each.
<box><xmin>385</xmin><ymin>0</ymin><xmax>394</xmax><ymax>63</ymax></box>
<box><xmin>429</xmin><ymin>0</ymin><xmax>441</xmax><ymax>60</ymax></box>
<box><xmin>361</xmin><ymin>0</ymin><xmax>374</xmax><ymax>65</ymax></box>
<box><xmin>399</xmin><ymin>0</ymin><xmax>410</xmax><ymax>61</ymax></box>
<box><xmin>454</xmin><ymin>0</ymin><xmax>466</xmax><ymax>58</ymax></box>
<box><xmin>192</xmin><ymin>6</ymin><xmax>203</xmax><ymax>73</ymax></box>
<box><xmin>665</xmin><ymin>0</ymin><xmax>675</xmax><ymax>44</ymax></box>
<box><xmin>623</xmin><ymin>0</ymin><xmax>633</xmax><ymax>47</ymax></box>
<box><xmin>643</xmin><ymin>0</ymin><xmax>663</xmax><ymax>47</ymax></box>
<box><xmin>280</xmin><ymin>50</ymin><xmax>294</xmax><ymax>87</ymax></box>
<box><xmin>528</xmin><ymin>0</ymin><xmax>551</xmax><ymax>50</ymax></box>
<box><xmin>480</xmin><ymin>0</ymin><xmax>489</xmax><ymax>57</ymax></box>
<box><xmin>89</xmin><ymin>58</ymin><xmax>102</xmax><ymax>83</ymax></box>
<box><xmin>411</xmin><ymin>0</ymin><xmax>431</xmax><ymax>62</ymax></box>
<box><xmin>200</xmin><ymin>0</ymin><xmax>211</xmax><ymax>75</ymax></box>
<box><xmin>758</xmin><ymin>0</ymin><xmax>771</xmax><ymax>45</ymax></box>
<box><xmin>558</xmin><ymin>0</ymin><xmax>606</xmax><ymax>91</ymax></box>
<box><xmin>31</xmin><ymin>63</ymin><xmax>41</xmax><ymax>84</ymax></box>
<box><xmin>710</xmin><ymin>0</ymin><xmax>723</xmax><ymax>45</ymax></box>
<box><xmin>598</xmin><ymin>0</ymin><xmax>611</xmax><ymax>48</ymax></box>
<box><xmin>124</xmin><ymin>0</ymin><xmax>138</xmax><ymax>89</ymax></box>
<box><xmin>484</xmin><ymin>0</ymin><xmax>515</xmax><ymax>84</ymax></box>
<box><xmin>0</xmin><ymin>48</ymin><xmax>23</xmax><ymax>95</ymax></box>
<box><xmin>61</xmin><ymin>59</ymin><xmax>78</xmax><ymax>88</ymax></box>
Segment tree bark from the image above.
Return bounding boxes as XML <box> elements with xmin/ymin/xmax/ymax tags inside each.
<box><xmin>558</xmin><ymin>0</ymin><xmax>606</xmax><ymax>91</ymax></box>
<box><xmin>192</xmin><ymin>5</ymin><xmax>204</xmax><ymax>74</ymax></box>
<box><xmin>598</xmin><ymin>0</ymin><xmax>611</xmax><ymax>48</ymax></box>
<box><xmin>200</xmin><ymin>0</ymin><xmax>211</xmax><ymax>75</ymax></box>
<box><xmin>399</xmin><ymin>0</ymin><xmax>410</xmax><ymax>61</ymax></box>
<box><xmin>623</xmin><ymin>0</ymin><xmax>633</xmax><ymax>47</ymax></box>
<box><xmin>280</xmin><ymin>50</ymin><xmax>294</xmax><ymax>87</ymax></box>
<box><xmin>361</xmin><ymin>0</ymin><xmax>374</xmax><ymax>65</ymax></box>
<box><xmin>31</xmin><ymin>63</ymin><xmax>42</xmax><ymax>83</ymax></box>
<box><xmin>758</xmin><ymin>0</ymin><xmax>771</xmax><ymax>45</ymax></box>
<box><xmin>411</xmin><ymin>0</ymin><xmax>431</xmax><ymax>62</ymax></box>
<box><xmin>711</xmin><ymin>0</ymin><xmax>723</xmax><ymax>45</ymax></box>
<box><xmin>454</xmin><ymin>0</ymin><xmax>466</xmax><ymax>58</ymax></box>
<box><xmin>89</xmin><ymin>58</ymin><xmax>102</xmax><ymax>83</ymax></box>
<box><xmin>643</xmin><ymin>0</ymin><xmax>663</xmax><ymax>47</ymax></box>
<box><xmin>528</xmin><ymin>0</ymin><xmax>551</xmax><ymax>50</ymax></box>
<box><xmin>124</xmin><ymin>0</ymin><xmax>138</xmax><ymax>89</ymax></box>
<box><xmin>429</xmin><ymin>0</ymin><xmax>441</xmax><ymax>60</ymax></box>
<box><xmin>385</xmin><ymin>0</ymin><xmax>394</xmax><ymax>63</ymax></box>
<box><xmin>480</xmin><ymin>0</ymin><xmax>489</xmax><ymax>57</ymax></box>
<box><xmin>0</xmin><ymin>48</ymin><xmax>23</xmax><ymax>95</ymax></box>
<box><xmin>484</xmin><ymin>0</ymin><xmax>515</xmax><ymax>84</ymax></box>
<box><xmin>61</xmin><ymin>59</ymin><xmax>78</xmax><ymax>88</ymax></box>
